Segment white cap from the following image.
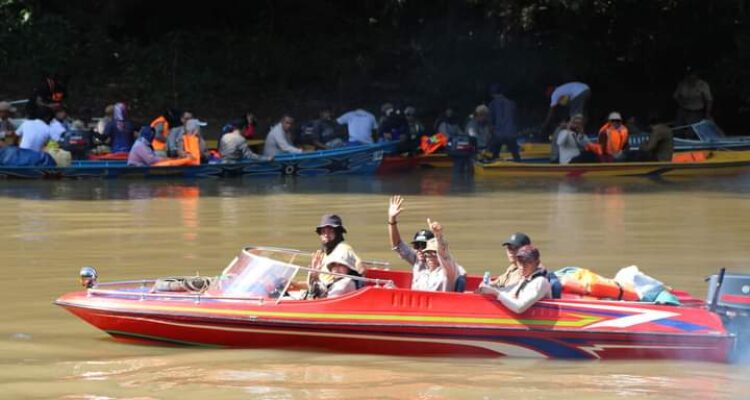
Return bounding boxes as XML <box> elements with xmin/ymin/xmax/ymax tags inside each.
<box><xmin>608</xmin><ymin>112</ymin><xmax>622</xmax><ymax>121</ymax></box>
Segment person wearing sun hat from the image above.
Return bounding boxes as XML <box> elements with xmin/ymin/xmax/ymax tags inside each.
<box><xmin>310</xmin><ymin>213</ymin><xmax>362</xmax><ymax>287</ymax></box>
<box><xmin>308</xmin><ymin>245</ymin><xmax>360</xmax><ymax>298</ymax></box>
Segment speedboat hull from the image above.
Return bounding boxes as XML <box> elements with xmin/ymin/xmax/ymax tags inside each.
<box><xmin>56</xmin><ymin>284</ymin><xmax>732</xmax><ymax>361</ymax></box>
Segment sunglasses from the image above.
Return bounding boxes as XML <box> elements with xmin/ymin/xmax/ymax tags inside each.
<box><xmin>505</xmin><ymin>245</ymin><xmax>520</xmax><ymax>252</ymax></box>
<box><xmin>413</xmin><ymin>242</ymin><xmax>427</xmax><ymax>250</ymax></box>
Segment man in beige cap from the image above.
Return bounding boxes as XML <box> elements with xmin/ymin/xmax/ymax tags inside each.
<box><xmin>0</xmin><ymin>101</ymin><xmax>17</xmax><ymax>147</ymax></box>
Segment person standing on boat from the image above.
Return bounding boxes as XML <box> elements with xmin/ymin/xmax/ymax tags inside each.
<box><xmin>308</xmin><ymin>246</ymin><xmax>360</xmax><ymax>299</ymax></box>
<box><xmin>312</xmin><ymin>214</ymin><xmax>363</xmax><ymax>287</ymax></box>
<box><xmin>478</xmin><ymin>245</ymin><xmax>551</xmax><ymax>314</ymax></box>
<box><xmin>673</xmin><ymin>67</ymin><xmax>713</xmax><ymax>126</ymax></box>
<box><xmin>264</xmin><ymin>114</ymin><xmax>303</xmax><ymax>157</ymax></box>
<box><xmin>487</xmin><ymin>84</ymin><xmax>520</xmax><ymax>161</ymax></box>
<box><xmin>542</xmin><ymin>81</ymin><xmax>591</xmax><ymax>136</ymax></box>
<box><xmin>127</xmin><ymin>126</ymin><xmax>163</xmax><ymax>167</ymax></box>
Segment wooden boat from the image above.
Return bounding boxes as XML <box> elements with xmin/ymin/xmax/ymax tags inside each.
<box><xmin>0</xmin><ymin>142</ymin><xmax>394</xmax><ymax>179</ymax></box>
<box><xmin>55</xmin><ymin>247</ymin><xmax>749</xmax><ymax>361</ymax></box>
<box><xmin>631</xmin><ymin>120</ymin><xmax>750</xmax><ymax>151</ymax></box>
<box><xmin>476</xmin><ymin>150</ymin><xmax>750</xmax><ymax>178</ymax></box>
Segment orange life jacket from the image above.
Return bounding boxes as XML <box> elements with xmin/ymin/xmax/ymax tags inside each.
<box><xmin>182</xmin><ymin>134</ymin><xmax>201</xmax><ymax>166</ymax></box>
<box><xmin>559</xmin><ymin>269</ymin><xmax>639</xmax><ymax>301</ymax></box>
<box><xmin>153</xmin><ymin>157</ymin><xmax>193</xmax><ymax>167</ymax></box>
<box><xmin>598</xmin><ymin>123</ymin><xmax>629</xmax><ymax>156</ymax></box>
<box><xmin>149</xmin><ymin>116</ymin><xmax>170</xmax><ymax>151</ymax></box>
<box><xmin>420</xmin><ymin>133</ymin><xmax>448</xmax><ymax>154</ymax></box>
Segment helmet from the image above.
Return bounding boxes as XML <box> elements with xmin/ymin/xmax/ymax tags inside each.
<box><xmin>411</xmin><ymin>229</ymin><xmax>434</xmax><ymax>244</ymax></box>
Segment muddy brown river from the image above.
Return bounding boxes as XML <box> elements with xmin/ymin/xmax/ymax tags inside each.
<box><xmin>1</xmin><ymin>172</ymin><xmax>749</xmax><ymax>399</ymax></box>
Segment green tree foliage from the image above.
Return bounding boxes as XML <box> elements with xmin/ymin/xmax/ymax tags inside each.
<box><xmin>1</xmin><ymin>0</ymin><xmax>749</xmax><ymax>132</ymax></box>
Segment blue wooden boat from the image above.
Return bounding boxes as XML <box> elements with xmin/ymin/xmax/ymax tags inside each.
<box><xmin>0</xmin><ymin>142</ymin><xmax>396</xmax><ymax>179</ymax></box>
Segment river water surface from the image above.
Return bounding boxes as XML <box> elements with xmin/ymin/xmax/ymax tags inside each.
<box><xmin>1</xmin><ymin>172</ymin><xmax>749</xmax><ymax>399</ymax></box>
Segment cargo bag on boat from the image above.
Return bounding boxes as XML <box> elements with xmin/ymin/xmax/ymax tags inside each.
<box><xmin>614</xmin><ymin>265</ymin><xmax>680</xmax><ymax>305</ymax></box>
<box><xmin>0</xmin><ymin>146</ymin><xmax>57</xmax><ymax>166</ymax></box>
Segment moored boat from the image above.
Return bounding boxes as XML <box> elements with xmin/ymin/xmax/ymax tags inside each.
<box><xmin>476</xmin><ymin>150</ymin><xmax>750</xmax><ymax>178</ymax></box>
<box><xmin>0</xmin><ymin>142</ymin><xmax>395</xmax><ymax>179</ymax></box>
<box><xmin>55</xmin><ymin>246</ymin><xmax>749</xmax><ymax>361</ymax></box>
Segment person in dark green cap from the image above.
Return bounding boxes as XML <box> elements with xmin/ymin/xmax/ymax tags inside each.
<box><xmin>477</xmin><ymin>232</ymin><xmax>532</xmax><ymax>294</ymax></box>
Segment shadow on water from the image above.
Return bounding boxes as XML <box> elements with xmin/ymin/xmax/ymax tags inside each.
<box><xmin>1</xmin><ymin>170</ymin><xmax>750</xmax><ymax>200</ymax></box>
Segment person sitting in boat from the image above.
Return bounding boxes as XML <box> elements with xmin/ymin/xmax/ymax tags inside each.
<box><xmin>127</xmin><ymin>126</ymin><xmax>163</xmax><ymax>167</ymax></box>
<box><xmin>636</xmin><ymin>121</ymin><xmax>673</xmax><ymax>162</ymax></box>
<box><xmin>219</xmin><ymin>122</ymin><xmax>272</xmax><ymax>163</ymax></box>
<box><xmin>478</xmin><ymin>245</ymin><xmax>551</xmax><ymax>313</ymax></box>
<box><xmin>476</xmin><ymin>232</ymin><xmax>532</xmax><ymax>294</ymax></box>
<box><xmin>102</xmin><ymin>102</ymin><xmax>135</xmax><ymax>154</ymax></box>
<box><xmin>557</xmin><ymin>114</ymin><xmax>598</xmax><ymax>164</ymax></box>
<box><xmin>176</xmin><ymin>119</ymin><xmax>209</xmax><ymax>165</ymax></box>
<box><xmin>410</xmin><ymin>219</ymin><xmax>461</xmax><ymax>292</ymax></box>
<box><xmin>264</xmin><ymin>114</ymin><xmax>303</xmax><ymax>157</ymax></box>
<box><xmin>598</xmin><ymin>112</ymin><xmax>629</xmax><ymax>162</ymax></box>
<box><xmin>387</xmin><ymin>195</ymin><xmax>467</xmax><ymax>291</ymax></box>
<box><xmin>166</xmin><ymin>110</ymin><xmax>194</xmax><ymax>157</ymax></box>
<box><xmin>307</xmin><ymin>246</ymin><xmax>360</xmax><ymax>299</ymax></box>
<box><xmin>313</xmin><ymin>214</ymin><xmax>363</xmax><ymax>287</ymax></box>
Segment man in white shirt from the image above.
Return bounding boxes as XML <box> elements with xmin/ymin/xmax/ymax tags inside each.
<box><xmin>556</xmin><ymin>114</ymin><xmax>595</xmax><ymax>164</ymax></box>
<box><xmin>336</xmin><ymin>108</ymin><xmax>377</xmax><ymax>144</ymax></box>
<box><xmin>16</xmin><ymin>109</ymin><xmax>53</xmax><ymax>152</ymax></box>
<box><xmin>411</xmin><ymin>219</ymin><xmax>460</xmax><ymax>292</ymax></box>
<box><xmin>48</xmin><ymin>108</ymin><xmax>71</xmax><ymax>141</ymax></box>
<box><xmin>263</xmin><ymin>114</ymin><xmax>303</xmax><ymax>157</ymax></box>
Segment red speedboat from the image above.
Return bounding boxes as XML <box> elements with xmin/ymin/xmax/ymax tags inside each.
<box><xmin>55</xmin><ymin>247</ymin><xmax>749</xmax><ymax>362</ymax></box>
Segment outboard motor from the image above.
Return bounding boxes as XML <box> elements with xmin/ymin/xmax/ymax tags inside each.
<box><xmin>60</xmin><ymin>129</ymin><xmax>93</xmax><ymax>160</ymax></box>
<box><xmin>706</xmin><ymin>270</ymin><xmax>750</xmax><ymax>362</ymax></box>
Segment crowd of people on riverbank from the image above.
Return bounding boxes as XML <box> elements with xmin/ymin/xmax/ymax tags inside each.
<box><xmin>0</xmin><ymin>68</ymin><xmax>712</xmax><ymax>168</ymax></box>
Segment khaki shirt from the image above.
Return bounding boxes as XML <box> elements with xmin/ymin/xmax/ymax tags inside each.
<box><xmin>491</xmin><ymin>264</ymin><xmax>524</xmax><ymax>289</ymax></box>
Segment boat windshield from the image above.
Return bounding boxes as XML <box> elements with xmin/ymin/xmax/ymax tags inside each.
<box><xmin>208</xmin><ymin>248</ymin><xmax>308</xmax><ymax>298</ymax></box>
<box><xmin>692</xmin><ymin>120</ymin><xmax>726</xmax><ymax>141</ymax></box>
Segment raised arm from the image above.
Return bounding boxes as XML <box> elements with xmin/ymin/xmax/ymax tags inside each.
<box><xmin>388</xmin><ymin>195</ymin><xmax>404</xmax><ymax>248</ymax></box>
<box><xmin>427</xmin><ymin>218</ymin><xmax>458</xmax><ymax>287</ymax></box>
